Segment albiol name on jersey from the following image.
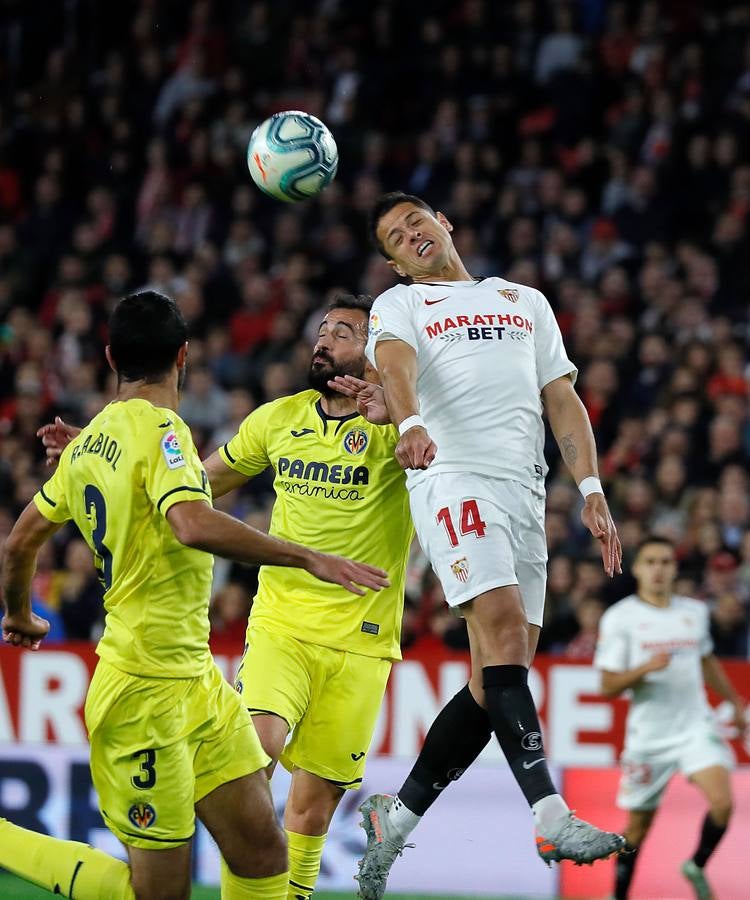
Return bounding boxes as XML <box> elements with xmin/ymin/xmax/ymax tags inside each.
<box><xmin>277</xmin><ymin>456</ymin><xmax>369</xmax><ymax>502</ymax></box>
<box><xmin>70</xmin><ymin>431</ymin><xmax>122</xmax><ymax>471</ymax></box>
<box><xmin>426</xmin><ymin>313</ymin><xmax>533</xmax><ymax>341</ymax></box>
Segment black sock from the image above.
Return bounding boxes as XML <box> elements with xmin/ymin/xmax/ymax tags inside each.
<box><xmin>398</xmin><ymin>684</ymin><xmax>492</xmax><ymax>815</ymax></box>
<box><xmin>482</xmin><ymin>665</ymin><xmax>557</xmax><ymax>807</ymax></box>
<box><xmin>614</xmin><ymin>842</ymin><xmax>640</xmax><ymax>900</ymax></box>
<box><xmin>692</xmin><ymin>813</ymin><xmax>727</xmax><ymax>868</ymax></box>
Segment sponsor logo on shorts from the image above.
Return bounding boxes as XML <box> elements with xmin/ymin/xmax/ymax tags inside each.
<box><xmin>361</xmin><ymin>621</ymin><xmax>380</xmax><ymax>635</ymax></box>
<box><xmin>450</xmin><ymin>557</ymin><xmax>469</xmax><ymax>583</ymax></box>
<box><xmin>520</xmin><ymin>731</ymin><xmax>543</xmax><ymax>752</ymax></box>
<box><xmin>128</xmin><ymin>802</ymin><xmax>157</xmax><ymax>830</ymax></box>
<box><xmin>161</xmin><ymin>431</ymin><xmax>186</xmax><ymax>469</ymax></box>
<box><xmin>343</xmin><ymin>428</ymin><xmax>368</xmax><ymax>455</ymax></box>
<box><xmin>234</xmin><ymin>679</ymin><xmax>243</xmax><ymax>694</ymax></box>
<box><xmin>498</xmin><ymin>288</ymin><xmax>519</xmax><ymax>303</ymax></box>
<box><xmin>351</xmin><ymin>751</ymin><xmax>366</xmax><ymax>761</ymax></box>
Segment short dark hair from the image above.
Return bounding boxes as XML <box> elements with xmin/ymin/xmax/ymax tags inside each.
<box><xmin>108</xmin><ymin>291</ymin><xmax>188</xmax><ymax>383</ymax></box>
<box><xmin>327</xmin><ymin>293</ymin><xmax>373</xmax><ymax>315</ymax></box>
<box><xmin>634</xmin><ymin>535</ymin><xmax>676</xmax><ymax>558</ymax></box>
<box><xmin>369</xmin><ymin>191</ymin><xmax>436</xmax><ymax>259</ymax></box>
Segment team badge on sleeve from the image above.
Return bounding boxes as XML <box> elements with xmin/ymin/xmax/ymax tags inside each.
<box><xmin>343</xmin><ymin>428</ymin><xmax>368</xmax><ymax>455</ymax></box>
<box><xmin>161</xmin><ymin>431</ymin><xmax>186</xmax><ymax>469</ymax></box>
<box><xmin>450</xmin><ymin>557</ymin><xmax>469</xmax><ymax>582</ymax></box>
<box><xmin>128</xmin><ymin>802</ymin><xmax>156</xmax><ymax>830</ymax></box>
<box><xmin>369</xmin><ymin>311</ymin><xmax>383</xmax><ymax>336</ymax></box>
<box><xmin>498</xmin><ymin>288</ymin><xmax>519</xmax><ymax>303</ymax></box>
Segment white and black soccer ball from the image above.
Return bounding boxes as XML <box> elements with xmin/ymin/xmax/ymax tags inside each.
<box><xmin>246</xmin><ymin>110</ymin><xmax>338</xmax><ymax>203</ymax></box>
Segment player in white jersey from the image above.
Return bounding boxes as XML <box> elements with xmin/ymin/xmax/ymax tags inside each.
<box><xmin>335</xmin><ymin>191</ymin><xmax>625</xmax><ymax>898</ymax></box>
<box><xmin>595</xmin><ymin>536</ymin><xmax>746</xmax><ymax>900</ymax></box>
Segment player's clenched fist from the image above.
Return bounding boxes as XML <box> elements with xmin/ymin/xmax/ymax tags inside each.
<box><xmin>2</xmin><ymin>611</ymin><xmax>50</xmax><ymax>651</ymax></box>
<box><xmin>395</xmin><ymin>425</ymin><xmax>437</xmax><ymax>470</ymax></box>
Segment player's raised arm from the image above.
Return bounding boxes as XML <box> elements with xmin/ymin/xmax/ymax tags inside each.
<box><xmin>203</xmin><ymin>449</ymin><xmax>250</xmax><ymax>498</ymax></box>
<box><xmin>166</xmin><ymin>500</ymin><xmax>389</xmax><ymax>596</ymax></box>
<box><xmin>1</xmin><ymin>502</ymin><xmax>64</xmax><ymax>649</ymax></box>
<box><xmin>375</xmin><ymin>339</ymin><xmax>437</xmax><ymax>470</ymax></box>
<box><xmin>327</xmin><ymin>375</ymin><xmax>391</xmax><ymax>424</ymax></box>
<box><xmin>541</xmin><ymin>374</ymin><xmax>622</xmax><ymax>577</ymax></box>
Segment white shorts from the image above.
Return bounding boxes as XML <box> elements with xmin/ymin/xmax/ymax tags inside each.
<box><xmin>409</xmin><ymin>472</ymin><xmax>547</xmax><ymax>625</ymax></box>
<box><xmin>617</xmin><ymin>724</ymin><xmax>734</xmax><ymax>811</ymax></box>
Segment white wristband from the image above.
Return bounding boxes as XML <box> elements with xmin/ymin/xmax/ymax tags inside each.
<box><xmin>578</xmin><ymin>476</ymin><xmax>604</xmax><ymax>498</ymax></box>
<box><xmin>398</xmin><ymin>415</ymin><xmax>425</xmax><ymax>436</ymax></box>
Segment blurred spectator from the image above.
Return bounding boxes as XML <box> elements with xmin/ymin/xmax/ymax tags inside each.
<box><xmin>561</xmin><ymin>597</ymin><xmax>606</xmax><ymax>659</ymax></box>
<box><xmin>179</xmin><ymin>366</ymin><xmax>230</xmax><ymax>432</ymax></box>
<box><xmin>209</xmin><ymin>582</ymin><xmax>251</xmax><ymax>643</ymax></box>
<box><xmin>710</xmin><ymin>594</ymin><xmax>749</xmax><ymax>658</ymax></box>
<box><xmin>59</xmin><ymin>539</ymin><xmax>104</xmax><ymax>640</ymax></box>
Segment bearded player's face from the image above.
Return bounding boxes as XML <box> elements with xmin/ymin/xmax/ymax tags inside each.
<box><xmin>308</xmin><ymin>308</ymin><xmax>368</xmax><ymax>396</ymax></box>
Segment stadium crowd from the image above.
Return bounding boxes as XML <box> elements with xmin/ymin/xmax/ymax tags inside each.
<box><xmin>0</xmin><ymin>0</ymin><xmax>748</xmax><ymax>656</ymax></box>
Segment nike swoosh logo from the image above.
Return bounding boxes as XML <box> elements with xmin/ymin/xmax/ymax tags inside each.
<box><xmin>523</xmin><ymin>757</ymin><xmax>546</xmax><ymax>770</ymax></box>
<box><xmin>432</xmin><ymin>782</ymin><xmax>448</xmax><ymax>790</ymax></box>
<box><xmin>424</xmin><ymin>296</ymin><xmax>449</xmax><ymax>305</ymax></box>
<box><xmin>158</xmin><ymin>419</ymin><xmax>173</xmax><ymax>428</ymax></box>
<box><xmin>290</xmin><ymin>428</ymin><xmax>315</xmax><ymax>437</ymax></box>
<box><xmin>351</xmin><ymin>751</ymin><xmax>365</xmax><ymax>761</ymax></box>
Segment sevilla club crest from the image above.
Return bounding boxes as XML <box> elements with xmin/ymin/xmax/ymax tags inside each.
<box><xmin>450</xmin><ymin>557</ymin><xmax>469</xmax><ymax>583</ymax></box>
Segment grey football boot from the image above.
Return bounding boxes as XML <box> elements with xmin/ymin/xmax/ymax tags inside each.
<box><xmin>355</xmin><ymin>795</ymin><xmax>414</xmax><ymax>899</ymax></box>
<box><xmin>536</xmin><ymin>811</ymin><xmax>626</xmax><ymax>866</ymax></box>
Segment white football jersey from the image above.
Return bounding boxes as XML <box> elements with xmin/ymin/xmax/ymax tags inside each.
<box><xmin>365</xmin><ymin>277</ymin><xmax>577</xmax><ymax>492</ymax></box>
<box><xmin>594</xmin><ymin>595</ymin><xmax>714</xmax><ymax>752</ymax></box>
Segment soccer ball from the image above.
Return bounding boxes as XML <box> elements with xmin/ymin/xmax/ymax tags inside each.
<box><xmin>246</xmin><ymin>110</ymin><xmax>338</xmax><ymax>203</ymax></box>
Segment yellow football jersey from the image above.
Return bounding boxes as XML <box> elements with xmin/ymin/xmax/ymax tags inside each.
<box><xmin>34</xmin><ymin>399</ymin><xmax>213</xmax><ymax>678</ymax></box>
<box><xmin>219</xmin><ymin>390</ymin><xmax>411</xmax><ymax>660</ymax></box>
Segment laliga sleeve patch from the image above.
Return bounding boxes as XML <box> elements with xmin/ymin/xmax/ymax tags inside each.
<box><xmin>368</xmin><ymin>311</ymin><xmax>383</xmax><ymax>336</ymax></box>
<box><xmin>161</xmin><ymin>430</ymin><xmax>186</xmax><ymax>469</ymax></box>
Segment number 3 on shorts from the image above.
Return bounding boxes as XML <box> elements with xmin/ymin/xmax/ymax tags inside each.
<box><xmin>131</xmin><ymin>749</ymin><xmax>157</xmax><ymax>789</ymax></box>
<box><xmin>436</xmin><ymin>500</ymin><xmax>487</xmax><ymax>548</ymax></box>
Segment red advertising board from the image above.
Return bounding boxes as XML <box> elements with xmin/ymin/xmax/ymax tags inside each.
<box><xmin>0</xmin><ymin>637</ymin><xmax>747</xmax><ymax>765</ymax></box>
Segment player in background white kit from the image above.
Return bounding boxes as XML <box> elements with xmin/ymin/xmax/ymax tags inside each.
<box><xmin>595</xmin><ymin>536</ymin><xmax>746</xmax><ymax>900</ymax></box>
<box><xmin>332</xmin><ymin>192</ymin><xmax>625</xmax><ymax>898</ymax></box>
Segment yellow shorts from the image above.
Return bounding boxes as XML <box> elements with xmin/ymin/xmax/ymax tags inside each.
<box><xmin>235</xmin><ymin>626</ymin><xmax>391</xmax><ymax>788</ymax></box>
<box><xmin>85</xmin><ymin>659</ymin><xmax>270</xmax><ymax>850</ymax></box>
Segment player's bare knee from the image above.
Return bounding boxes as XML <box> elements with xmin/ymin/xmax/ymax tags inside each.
<box><xmin>286</xmin><ymin>803</ymin><xmax>332</xmax><ymax>836</ymax></box>
<box><xmin>224</xmin><ymin>823</ymin><xmax>287</xmax><ymax>877</ymax></box>
<box><xmin>474</xmin><ymin>617</ymin><xmax>528</xmax><ymax>664</ymax></box>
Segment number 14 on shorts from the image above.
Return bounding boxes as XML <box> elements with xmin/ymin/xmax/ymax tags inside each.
<box><xmin>436</xmin><ymin>499</ymin><xmax>487</xmax><ymax>547</ymax></box>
